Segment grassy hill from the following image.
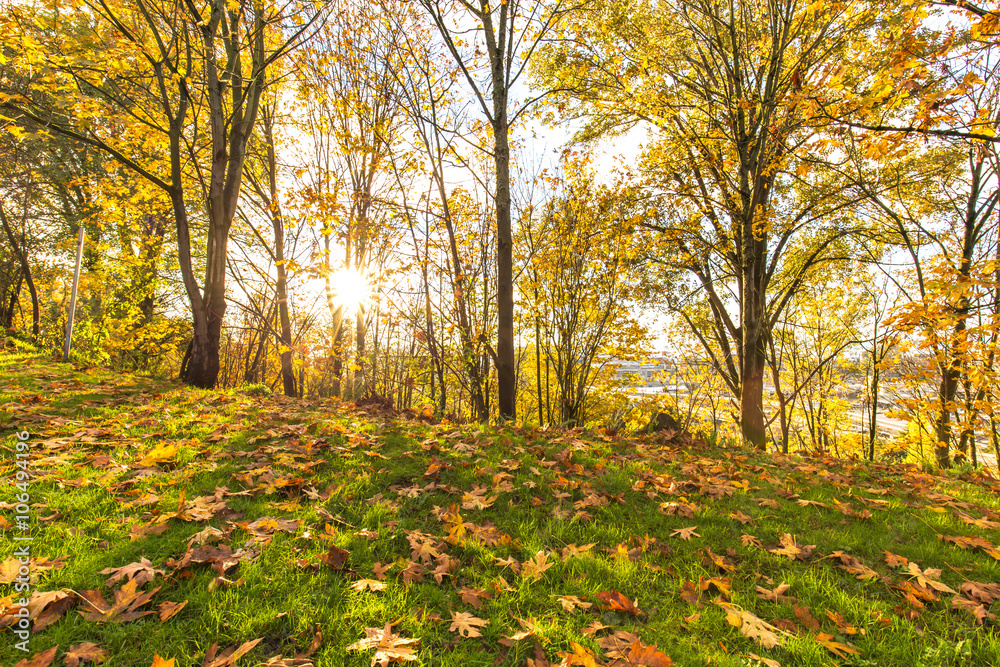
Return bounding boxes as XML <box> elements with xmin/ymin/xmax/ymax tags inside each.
<box><xmin>2</xmin><ymin>349</ymin><xmax>1000</xmax><ymax>666</ymax></box>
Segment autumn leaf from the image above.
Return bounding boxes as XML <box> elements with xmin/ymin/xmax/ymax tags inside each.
<box><xmin>13</xmin><ymin>646</ymin><xmax>59</xmax><ymax>667</ymax></box>
<box><xmin>139</xmin><ymin>443</ymin><xmax>178</xmax><ymax>466</ymax></box>
<box><xmin>372</xmin><ymin>562</ymin><xmax>392</xmax><ymax>580</ymax></box>
<box><xmin>201</xmin><ymin>638</ymin><xmax>263</xmax><ymax>667</ymax></box>
<box><xmin>458</xmin><ymin>587</ymin><xmax>490</xmax><ymax>609</ymax></box>
<box><xmin>318</xmin><ymin>545</ymin><xmax>350</xmax><ymax>571</ymax></box>
<box><xmin>449</xmin><ymin>611</ymin><xmax>489</xmax><ymax>637</ymax></box>
<box><xmin>716</xmin><ymin>602</ymin><xmax>785</xmax><ymax>649</ymax></box>
<box><xmin>755</xmin><ymin>582</ymin><xmax>796</xmax><ymax>604</ymax></box>
<box><xmin>556</xmin><ymin>642</ymin><xmax>601</xmax><ymax>666</ymax></box>
<box><xmin>101</xmin><ymin>557</ymin><xmax>165</xmax><ymax>587</ymax></box>
<box><xmin>814</xmin><ymin>632</ymin><xmax>860</xmax><ymax>658</ymax></box>
<box><xmin>347</xmin><ymin>623</ymin><xmax>419</xmax><ymax>666</ymax></box>
<box><xmin>77</xmin><ymin>579</ymin><xmax>160</xmax><ymax>623</ymax></box>
<box><xmin>150</xmin><ymin>655</ymin><xmax>175</xmax><ymax>667</ymax></box>
<box><xmin>596</xmin><ymin>590</ymin><xmax>642</xmax><ymax>616</ymax></box>
<box><xmin>679</xmin><ymin>580</ymin><xmax>703</xmax><ymax>608</ymax></box>
<box><xmin>670</xmin><ymin>526</ymin><xmax>700</xmax><ymax>541</ymax></box>
<box><xmin>769</xmin><ymin>533</ymin><xmax>815</xmax><ymax>561</ymax></box>
<box><xmin>557</xmin><ymin>595</ymin><xmax>593</xmax><ymax>612</ymax></box>
<box><xmin>521</xmin><ymin>550</ymin><xmax>554</xmax><ymax>582</ymax></box>
<box><xmin>64</xmin><ymin>642</ymin><xmax>108</xmax><ymax>667</ymax></box>
<box><xmin>793</xmin><ymin>605</ymin><xmax>821</xmax><ymax>632</ymax></box>
<box><xmin>352</xmin><ymin>579</ymin><xmax>387</xmax><ymax>592</ymax></box>
<box><xmin>157</xmin><ymin>600</ymin><xmax>188</xmax><ymax>622</ymax></box>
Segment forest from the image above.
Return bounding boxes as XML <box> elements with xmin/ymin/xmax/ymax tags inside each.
<box><xmin>2</xmin><ymin>0</ymin><xmax>1000</xmax><ymax>471</ymax></box>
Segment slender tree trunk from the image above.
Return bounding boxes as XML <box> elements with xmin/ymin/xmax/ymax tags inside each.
<box><xmin>493</xmin><ymin>106</ymin><xmax>516</xmax><ymax>422</ymax></box>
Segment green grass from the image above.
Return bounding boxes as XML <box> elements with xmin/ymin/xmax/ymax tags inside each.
<box><xmin>2</xmin><ymin>352</ymin><xmax>1000</xmax><ymax>666</ymax></box>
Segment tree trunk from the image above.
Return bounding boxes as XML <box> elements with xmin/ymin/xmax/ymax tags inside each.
<box><xmin>0</xmin><ymin>202</ymin><xmax>40</xmax><ymax>339</ymax></box>
<box><xmin>493</xmin><ymin>101</ymin><xmax>516</xmax><ymax>422</ymax></box>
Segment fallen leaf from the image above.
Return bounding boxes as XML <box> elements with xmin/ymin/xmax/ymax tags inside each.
<box><xmin>449</xmin><ymin>611</ymin><xmax>490</xmax><ymax>637</ymax></box>
<box><xmin>101</xmin><ymin>557</ymin><xmax>165</xmax><ymax>587</ymax></box>
<box><xmin>557</xmin><ymin>595</ymin><xmax>593</xmax><ymax>612</ymax></box>
<box><xmin>352</xmin><ymin>579</ymin><xmax>387</xmax><ymax>592</ymax></box>
<box><xmin>201</xmin><ymin>638</ymin><xmax>263</xmax><ymax>667</ymax></box>
<box><xmin>14</xmin><ymin>646</ymin><xmax>59</xmax><ymax>667</ymax></box>
<box><xmin>717</xmin><ymin>602</ymin><xmax>785</xmax><ymax>649</ymax></box>
<box><xmin>157</xmin><ymin>600</ymin><xmax>188</xmax><ymax>622</ymax></box>
<box><xmin>596</xmin><ymin>590</ymin><xmax>642</xmax><ymax>616</ymax></box>
<box><xmin>347</xmin><ymin>623</ymin><xmax>419</xmax><ymax>665</ymax></box>
<box><xmin>64</xmin><ymin>643</ymin><xmax>108</xmax><ymax>667</ymax></box>
<box><xmin>670</xmin><ymin>526</ymin><xmax>700</xmax><ymax>541</ymax></box>
<box><xmin>813</xmin><ymin>632</ymin><xmax>860</xmax><ymax>658</ymax></box>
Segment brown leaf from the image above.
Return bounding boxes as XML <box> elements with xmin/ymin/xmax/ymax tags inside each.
<box><xmin>157</xmin><ymin>600</ymin><xmax>188</xmax><ymax>622</ymax></box>
<box><xmin>458</xmin><ymin>587</ymin><xmax>490</xmax><ymax>609</ymax></box>
<box><xmin>150</xmin><ymin>655</ymin><xmax>175</xmax><ymax>667</ymax></box>
<box><xmin>347</xmin><ymin>623</ymin><xmax>419</xmax><ymax>664</ymax></box>
<box><xmin>755</xmin><ymin>582</ymin><xmax>796</xmax><ymax>604</ymax></box>
<box><xmin>318</xmin><ymin>546</ymin><xmax>350</xmax><ymax>571</ymax></box>
<box><xmin>814</xmin><ymin>633</ymin><xmax>860</xmax><ymax>658</ymax></box>
<box><xmin>670</xmin><ymin>526</ymin><xmax>700</xmax><ymax>541</ymax></box>
<box><xmin>14</xmin><ymin>646</ymin><xmax>59</xmax><ymax>667</ymax></box>
<box><xmin>793</xmin><ymin>605</ymin><xmax>820</xmax><ymax>632</ymax></box>
<box><xmin>449</xmin><ymin>611</ymin><xmax>489</xmax><ymax>637</ymax></box>
<box><xmin>679</xmin><ymin>581</ymin><xmax>703</xmax><ymax>608</ymax></box>
<box><xmin>556</xmin><ymin>595</ymin><xmax>592</xmax><ymax>612</ymax></box>
<box><xmin>77</xmin><ymin>579</ymin><xmax>160</xmax><ymax>623</ymax></box>
<box><xmin>596</xmin><ymin>590</ymin><xmax>642</xmax><ymax>616</ymax></box>
<box><xmin>717</xmin><ymin>602</ymin><xmax>784</xmax><ymax>649</ymax></box>
<box><xmin>100</xmin><ymin>557</ymin><xmax>164</xmax><ymax>587</ymax></box>
<box><xmin>825</xmin><ymin>610</ymin><xmax>858</xmax><ymax>635</ymax></box>
<box><xmin>352</xmin><ymin>579</ymin><xmax>387</xmax><ymax>592</ymax></box>
<box><xmin>769</xmin><ymin>534</ymin><xmax>815</xmax><ymax>561</ymax></box>
<box><xmin>64</xmin><ymin>642</ymin><xmax>108</xmax><ymax>667</ymax></box>
<box><xmin>202</xmin><ymin>639</ymin><xmax>263</xmax><ymax>667</ymax></box>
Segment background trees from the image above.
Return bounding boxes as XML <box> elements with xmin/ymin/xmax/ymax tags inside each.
<box><xmin>2</xmin><ymin>0</ymin><xmax>998</xmax><ymax>469</ymax></box>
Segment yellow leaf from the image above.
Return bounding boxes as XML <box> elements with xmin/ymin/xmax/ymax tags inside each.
<box><xmin>139</xmin><ymin>443</ymin><xmax>178</xmax><ymax>467</ymax></box>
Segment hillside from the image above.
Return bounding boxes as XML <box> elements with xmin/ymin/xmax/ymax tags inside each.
<box><xmin>2</xmin><ymin>350</ymin><xmax>1000</xmax><ymax>667</ymax></box>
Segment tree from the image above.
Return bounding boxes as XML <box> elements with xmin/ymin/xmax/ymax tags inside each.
<box><xmin>415</xmin><ymin>0</ymin><xmax>575</xmax><ymax>421</ymax></box>
<box><xmin>1</xmin><ymin>0</ymin><xmax>325</xmax><ymax>387</ymax></box>
<box><xmin>538</xmin><ymin>0</ymin><xmax>875</xmax><ymax>446</ymax></box>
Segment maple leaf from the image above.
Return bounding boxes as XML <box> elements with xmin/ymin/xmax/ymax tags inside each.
<box><xmin>717</xmin><ymin>602</ymin><xmax>785</xmax><ymax>649</ymax></box>
<box><xmin>825</xmin><ymin>610</ymin><xmax>858</xmax><ymax>634</ymax></box>
<box><xmin>596</xmin><ymin>590</ymin><xmax>642</xmax><ymax>616</ymax></box>
<box><xmin>755</xmin><ymin>582</ymin><xmax>796</xmax><ymax>604</ymax></box>
<box><xmin>902</xmin><ymin>562</ymin><xmax>955</xmax><ymax>594</ymax></box>
<box><xmin>139</xmin><ymin>443</ymin><xmax>178</xmax><ymax>467</ymax></box>
<box><xmin>679</xmin><ymin>581</ymin><xmax>703</xmax><ymax>608</ymax></box>
<box><xmin>201</xmin><ymin>638</ymin><xmax>263</xmax><ymax>667</ymax></box>
<box><xmin>729</xmin><ymin>510</ymin><xmax>753</xmax><ymax>525</ymax></box>
<box><xmin>960</xmin><ymin>581</ymin><xmax>1000</xmax><ymax>604</ymax></box>
<box><xmin>616</xmin><ymin>641</ymin><xmax>674</xmax><ymax>666</ymax></box>
<box><xmin>793</xmin><ymin>605</ymin><xmax>821</xmax><ymax>632</ymax></box>
<box><xmin>458</xmin><ymin>587</ymin><xmax>490</xmax><ymax>609</ymax></box>
<box><xmin>670</xmin><ymin>526</ymin><xmax>700</xmax><ymax>541</ymax></box>
<box><xmin>952</xmin><ymin>596</ymin><xmax>993</xmax><ymax>624</ymax></box>
<box><xmin>157</xmin><ymin>600</ymin><xmax>188</xmax><ymax>622</ymax></box>
<box><xmin>702</xmin><ymin>547</ymin><xmax>735</xmax><ymax>572</ymax></box>
<box><xmin>449</xmin><ymin>611</ymin><xmax>490</xmax><ymax>637</ymax></box>
<box><xmin>150</xmin><ymin>655</ymin><xmax>175</xmax><ymax>667</ymax></box>
<box><xmin>748</xmin><ymin>653</ymin><xmax>780</xmax><ymax>667</ymax></box>
<box><xmin>64</xmin><ymin>642</ymin><xmax>108</xmax><ymax>667</ymax></box>
<box><xmin>372</xmin><ymin>562</ymin><xmax>392</xmax><ymax>580</ymax></box>
<box><xmin>318</xmin><ymin>546</ymin><xmax>350</xmax><ymax>571</ymax></box>
<box><xmin>883</xmin><ymin>550</ymin><xmax>908</xmax><ymax>568</ymax></box>
<box><xmin>522</xmin><ymin>550</ymin><xmax>554</xmax><ymax>582</ymax></box>
<box><xmin>347</xmin><ymin>623</ymin><xmax>419</xmax><ymax>666</ymax></box>
<box><xmin>597</xmin><ymin>630</ymin><xmax>642</xmax><ymax>658</ymax></box>
<box><xmin>352</xmin><ymin>579</ymin><xmax>387</xmax><ymax>592</ymax></box>
<box><xmin>769</xmin><ymin>534</ymin><xmax>815</xmax><ymax>561</ymax></box>
<box><xmin>814</xmin><ymin>632</ymin><xmax>860</xmax><ymax>658</ymax></box>
<box><xmin>557</xmin><ymin>595</ymin><xmax>593</xmax><ymax>612</ymax></box>
<box><xmin>100</xmin><ymin>557</ymin><xmax>165</xmax><ymax>587</ymax></box>
<box><xmin>556</xmin><ymin>642</ymin><xmax>601</xmax><ymax>666</ymax></box>
<box><xmin>561</xmin><ymin>542</ymin><xmax>597</xmax><ymax>560</ymax></box>
<box><xmin>13</xmin><ymin>646</ymin><xmax>59</xmax><ymax>667</ymax></box>
<box><xmin>399</xmin><ymin>560</ymin><xmax>425</xmax><ymax>585</ymax></box>
<box><xmin>77</xmin><ymin>579</ymin><xmax>160</xmax><ymax>623</ymax></box>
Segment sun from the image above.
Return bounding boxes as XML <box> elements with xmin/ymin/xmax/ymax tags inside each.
<box><xmin>330</xmin><ymin>267</ymin><xmax>369</xmax><ymax>313</ymax></box>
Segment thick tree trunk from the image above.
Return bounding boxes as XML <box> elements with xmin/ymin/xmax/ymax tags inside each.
<box><xmin>0</xmin><ymin>203</ymin><xmax>39</xmax><ymax>339</ymax></box>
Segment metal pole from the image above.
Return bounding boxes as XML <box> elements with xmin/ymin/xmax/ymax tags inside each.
<box><xmin>63</xmin><ymin>226</ymin><xmax>85</xmax><ymax>361</ymax></box>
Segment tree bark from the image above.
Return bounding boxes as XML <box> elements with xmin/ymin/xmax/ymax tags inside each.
<box><xmin>0</xmin><ymin>201</ymin><xmax>39</xmax><ymax>339</ymax></box>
